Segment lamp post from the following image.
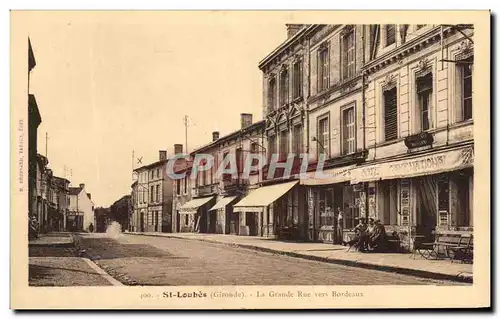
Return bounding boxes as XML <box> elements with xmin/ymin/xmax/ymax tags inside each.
<box><xmin>311</xmin><ymin>136</ymin><xmax>327</xmax><ymax>156</ymax></box>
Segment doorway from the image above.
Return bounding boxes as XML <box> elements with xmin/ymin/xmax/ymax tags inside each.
<box><xmin>416</xmin><ymin>176</ymin><xmax>438</xmax><ymax>238</ymax></box>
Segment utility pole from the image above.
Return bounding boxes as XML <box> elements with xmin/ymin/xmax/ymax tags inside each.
<box><xmin>45</xmin><ymin>132</ymin><xmax>48</xmax><ymax>159</ymax></box>
<box><xmin>183</xmin><ymin>115</ymin><xmax>189</xmax><ymax>154</ymax></box>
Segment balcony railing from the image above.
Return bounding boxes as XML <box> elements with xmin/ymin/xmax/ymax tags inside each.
<box><xmin>194</xmin><ymin>184</ymin><xmax>217</xmax><ymax>197</ymax></box>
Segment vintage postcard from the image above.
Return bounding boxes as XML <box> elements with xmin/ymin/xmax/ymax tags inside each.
<box><xmin>11</xmin><ymin>10</ymin><xmax>490</xmax><ymax>309</ymax></box>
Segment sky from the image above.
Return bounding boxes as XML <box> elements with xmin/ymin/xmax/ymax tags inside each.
<box><xmin>27</xmin><ymin>12</ymin><xmax>286</xmax><ymax>207</ymax></box>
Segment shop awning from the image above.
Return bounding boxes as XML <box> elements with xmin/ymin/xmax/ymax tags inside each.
<box><xmin>233</xmin><ymin>181</ymin><xmax>298</xmax><ymax>213</ymax></box>
<box><xmin>350</xmin><ymin>145</ymin><xmax>474</xmax><ymax>184</ymax></box>
<box><xmin>178</xmin><ymin>196</ymin><xmax>214</xmax><ymax>214</ymax></box>
<box><xmin>300</xmin><ymin>165</ymin><xmax>356</xmax><ymax>186</ymax></box>
<box><xmin>209</xmin><ymin>196</ymin><xmax>238</xmax><ymax>211</ymax></box>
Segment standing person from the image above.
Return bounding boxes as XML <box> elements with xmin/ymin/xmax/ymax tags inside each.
<box><xmin>88</xmin><ymin>222</ymin><xmax>94</xmax><ymax>233</ymax></box>
<box><xmin>336</xmin><ymin>207</ymin><xmax>344</xmax><ymax>244</ymax></box>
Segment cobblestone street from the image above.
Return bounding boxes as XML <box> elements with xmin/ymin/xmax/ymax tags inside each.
<box><xmin>74</xmin><ymin>233</ymin><xmax>467</xmax><ymax>286</ymax></box>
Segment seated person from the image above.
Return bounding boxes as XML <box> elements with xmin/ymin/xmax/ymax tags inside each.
<box><xmin>343</xmin><ymin>218</ymin><xmax>369</xmax><ymax>252</ymax></box>
<box><xmin>368</xmin><ymin>219</ymin><xmax>389</xmax><ymax>252</ymax></box>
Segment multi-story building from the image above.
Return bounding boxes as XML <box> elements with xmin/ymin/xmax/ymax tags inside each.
<box><xmin>172</xmin><ymin>144</ymin><xmax>193</xmax><ymax>233</ymax></box>
<box><xmin>28</xmin><ymin>38</ymin><xmax>42</xmax><ymax>225</ymax></box>
<box><xmin>349</xmin><ymin>24</ymin><xmax>474</xmax><ymax>250</ymax></box>
<box><xmin>183</xmin><ymin>114</ymin><xmax>265</xmax><ymax>235</ymax></box>
<box><xmin>68</xmin><ymin>183</ymin><xmax>95</xmax><ymax>232</ymax></box>
<box><xmin>131</xmin><ymin>150</ymin><xmax>174</xmax><ymax>232</ymax></box>
<box><xmin>52</xmin><ymin>176</ymin><xmax>70</xmax><ymax>231</ymax></box>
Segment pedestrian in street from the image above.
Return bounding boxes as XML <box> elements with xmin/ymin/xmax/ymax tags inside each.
<box><xmin>88</xmin><ymin>223</ymin><xmax>94</xmax><ymax>233</ymax></box>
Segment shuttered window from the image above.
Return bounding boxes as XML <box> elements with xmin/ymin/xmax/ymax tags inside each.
<box><xmin>385</xmin><ymin>25</ymin><xmax>396</xmax><ymax>46</ymax></box>
<box><xmin>292</xmin><ymin>60</ymin><xmax>303</xmax><ymax>99</ymax></box>
<box><xmin>342</xmin><ymin>107</ymin><xmax>356</xmax><ymax>155</ymax></box>
<box><xmin>318</xmin><ymin>46</ymin><xmax>329</xmax><ymax>91</ymax></box>
<box><xmin>342</xmin><ymin>30</ymin><xmax>355</xmax><ymax>80</ymax></box>
<box><xmin>417</xmin><ymin>73</ymin><xmax>433</xmax><ymax>131</ymax></box>
<box><xmin>279</xmin><ymin>130</ymin><xmax>289</xmax><ymax>161</ymax></box>
<box><xmin>280</xmin><ymin>68</ymin><xmax>289</xmax><ymax>106</ymax></box>
<box><xmin>267</xmin><ymin>78</ymin><xmax>276</xmax><ymax>112</ymax></box>
<box><xmin>461</xmin><ymin>56</ymin><xmax>473</xmax><ymax>120</ymax></box>
<box><xmin>292</xmin><ymin>124</ymin><xmax>303</xmax><ymax>155</ymax></box>
<box><xmin>384</xmin><ymin>87</ymin><xmax>398</xmax><ymax>141</ymax></box>
<box><xmin>318</xmin><ymin>117</ymin><xmax>329</xmax><ymax>158</ymax></box>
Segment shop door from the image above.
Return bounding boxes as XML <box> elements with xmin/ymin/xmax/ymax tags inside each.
<box><xmin>333</xmin><ymin>187</ymin><xmax>344</xmax><ymax>244</ymax></box>
<box><xmin>140</xmin><ymin>212</ymin><xmax>144</xmax><ymax>232</ymax></box>
<box><xmin>246</xmin><ymin>212</ymin><xmax>257</xmax><ymax>236</ymax></box>
<box><xmin>416</xmin><ymin>176</ymin><xmax>437</xmax><ymax>238</ymax></box>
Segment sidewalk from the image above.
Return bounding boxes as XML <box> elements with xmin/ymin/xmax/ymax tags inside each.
<box><xmin>29</xmin><ymin>232</ymin><xmax>74</xmax><ymax>247</ymax></box>
<box><xmin>129</xmin><ymin>232</ymin><xmax>473</xmax><ymax>283</ymax></box>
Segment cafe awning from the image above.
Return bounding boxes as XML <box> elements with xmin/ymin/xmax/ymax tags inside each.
<box><xmin>209</xmin><ymin>196</ymin><xmax>238</xmax><ymax>211</ymax></box>
<box><xmin>233</xmin><ymin>181</ymin><xmax>298</xmax><ymax>213</ymax></box>
<box><xmin>350</xmin><ymin>145</ymin><xmax>474</xmax><ymax>184</ymax></box>
<box><xmin>178</xmin><ymin>196</ymin><xmax>214</xmax><ymax>214</ymax></box>
<box><xmin>300</xmin><ymin>165</ymin><xmax>356</xmax><ymax>186</ymax></box>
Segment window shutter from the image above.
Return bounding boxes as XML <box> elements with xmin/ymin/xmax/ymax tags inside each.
<box><xmin>384</xmin><ymin>89</ymin><xmax>398</xmax><ymax>141</ymax></box>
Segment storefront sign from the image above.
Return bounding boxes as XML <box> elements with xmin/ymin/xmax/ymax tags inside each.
<box><xmin>351</xmin><ymin>146</ymin><xmax>474</xmax><ymax>183</ymax></box>
<box><xmin>300</xmin><ymin>165</ymin><xmax>356</xmax><ymax>186</ymax></box>
<box><xmin>404</xmin><ymin>132</ymin><xmax>434</xmax><ymax>149</ymax></box>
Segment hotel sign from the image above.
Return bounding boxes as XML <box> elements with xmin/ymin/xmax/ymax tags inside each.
<box><xmin>351</xmin><ymin>146</ymin><xmax>474</xmax><ymax>183</ymax></box>
<box><xmin>404</xmin><ymin>132</ymin><xmax>434</xmax><ymax>149</ymax></box>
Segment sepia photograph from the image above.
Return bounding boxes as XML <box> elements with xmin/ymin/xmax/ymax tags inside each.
<box><xmin>10</xmin><ymin>10</ymin><xmax>491</xmax><ymax>309</ymax></box>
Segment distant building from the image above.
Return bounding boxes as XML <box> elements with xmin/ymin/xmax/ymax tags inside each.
<box><xmin>171</xmin><ymin>144</ymin><xmax>193</xmax><ymax>233</ymax></box>
<box><xmin>68</xmin><ymin>183</ymin><xmax>95</xmax><ymax>232</ymax></box>
<box><xmin>53</xmin><ymin>176</ymin><xmax>70</xmax><ymax>231</ymax></box>
<box><xmin>28</xmin><ymin>37</ymin><xmax>42</xmax><ymax>225</ymax></box>
<box><xmin>131</xmin><ymin>150</ymin><xmax>174</xmax><ymax>232</ymax></box>
<box><xmin>94</xmin><ymin>207</ymin><xmax>111</xmax><ymax>233</ymax></box>
<box><xmin>184</xmin><ymin>114</ymin><xmax>266</xmax><ymax>235</ymax></box>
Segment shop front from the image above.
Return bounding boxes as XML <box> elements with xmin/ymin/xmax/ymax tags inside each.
<box><xmin>178</xmin><ymin>196</ymin><xmax>215</xmax><ymax>233</ymax></box>
<box><xmin>350</xmin><ymin>144</ymin><xmax>474</xmax><ymax>251</ymax></box>
<box><xmin>208</xmin><ymin>196</ymin><xmax>239</xmax><ymax>234</ymax></box>
<box><xmin>301</xmin><ymin>165</ymin><xmax>359</xmax><ymax>244</ymax></box>
<box><xmin>233</xmin><ymin>180</ymin><xmax>300</xmax><ymax>238</ymax></box>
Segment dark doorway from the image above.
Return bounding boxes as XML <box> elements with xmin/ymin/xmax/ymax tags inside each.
<box><xmin>246</xmin><ymin>212</ymin><xmax>258</xmax><ymax>236</ymax></box>
<box><xmin>140</xmin><ymin>212</ymin><xmax>144</xmax><ymax>232</ymax></box>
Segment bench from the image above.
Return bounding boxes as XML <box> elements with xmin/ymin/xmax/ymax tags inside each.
<box><xmin>449</xmin><ymin>235</ymin><xmax>473</xmax><ymax>263</ymax></box>
<box><xmin>386</xmin><ymin>231</ymin><xmax>402</xmax><ymax>252</ymax></box>
<box><xmin>417</xmin><ymin>233</ymin><xmax>469</xmax><ymax>260</ymax></box>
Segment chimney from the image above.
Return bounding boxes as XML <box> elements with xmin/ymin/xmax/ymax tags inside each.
<box><xmin>87</xmin><ymin>193</ymin><xmax>91</xmax><ymax>200</ymax></box>
<box><xmin>159</xmin><ymin>150</ymin><xmax>167</xmax><ymax>161</ymax></box>
<box><xmin>241</xmin><ymin>113</ymin><xmax>253</xmax><ymax>129</ymax></box>
<box><xmin>212</xmin><ymin>131</ymin><xmax>220</xmax><ymax>141</ymax></box>
<box><xmin>79</xmin><ymin>183</ymin><xmax>85</xmax><ymax>190</ymax></box>
<box><xmin>174</xmin><ymin>144</ymin><xmax>183</xmax><ymax>155</ymax></box>
<box><xmin>286</xmin><ymin>24</ymin><xmax>304</xmax><ymax>38</ymax></box>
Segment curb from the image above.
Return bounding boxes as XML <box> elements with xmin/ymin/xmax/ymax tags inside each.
<box><xmin>127</xmin><ymin>232</ymin><xmax>473</xmax><ymax>284</ymax></box>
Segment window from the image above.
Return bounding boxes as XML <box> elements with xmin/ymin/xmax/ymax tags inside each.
<box><xmin>385</xmin><ymin>25</ymin><xmax>396</xmax><ymax>46</ymax></box>
<box><xmin>157</xmin><ymin>169</ymin><xmax>160</xmax><ymax>178</ymax></box>
<box><xmin>383</xmin><ymin>87</ymin><xmax>398</xmax><ymax>141</ymax></box>
<box><xmin>279</xmin><ymin>68</ymin><xmax>289</xmax><ymax>105</ymax></box>
<box><xmin>417</xmin><ymin>73</ymin><xmax>433</xmax><ymax>131</ymax></box>
<box><xmin>156</xmin><ymin>185</ymin><xmax>159</xmax><ymax>202</ymax></box>
<box><xmin>250</xmin><ymin>142</ymin><xmax>260</xmax><ymax>168</ymax></box>
<box><xmin>317</xmin><ymin>116</ymin><xmax>329</xmax><ymax>158</ymax></box>
<box><xmin>319</xmin><ymin>188</ymin><xmax>334</xmax><ymax>227</ymax></box>
<box><xmin>279</xmin><ymin>130</ymin><xmax>289</xmax><ymax>161</ymax></box>
<box><xmin>292</xmin><ymin>59</ymin><xmax>303</xmax><ymax>99</ymax></box>
<box><xmin>268</xmin><ymin>134</ymin><xmax>276</xmax><ymax>161</ymax></box>
<box><xmin>292</xmin><ymin>124</ymin><xmax>303</xmax><ymax>155</ymax></box>
<box><xmin>461</xmin><ymin>56</ymin><xmax>473</xmax><ymax>121</ymax></box>
<box><xmin>342</xmin><ymin>29</ymin><xmax>355</xmax><ymax>80</ymax></box>
<box><xmin>342</xmin><ymin>107</ymin><xmax>356</xmax><ymax>155</ymax></box>
<box><xmin>176</xmin><ymin>180</ymin><xmax>181</xmax><ymax>195</ymax></box>
<box><xmin>318</xmin><ymin>45</ymin><xmax>329</xmax><ymax>91</ymax></box>
<box><xmin>267</xmin><ymin>77</ymin><xmax>276</xmax><ymax>112</ymax></box>
<box><xmin>150</xmin><ymin>186</ymin><xmax>154</xmax><ymax>202</ymax></box>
